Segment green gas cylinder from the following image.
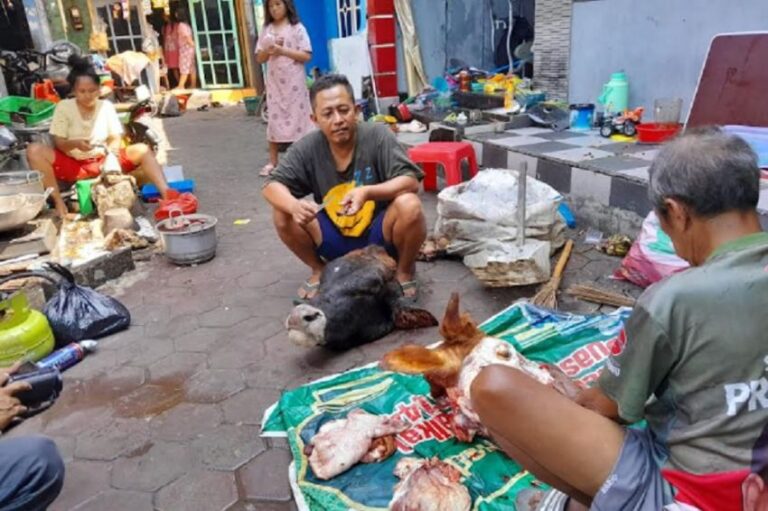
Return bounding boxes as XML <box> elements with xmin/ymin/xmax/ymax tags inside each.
<box><xmin>0</xmin><ymin>293</ymin><xmax>55</xmax><ymax>367</ymax></box>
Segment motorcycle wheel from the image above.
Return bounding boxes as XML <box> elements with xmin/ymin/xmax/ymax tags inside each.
<box><xmin>623</xmin><ymin>121</ymin><xmax>637</xmax><ymax>137</ymax></box>
<box><xmin>599</xmin><ymin>123</ymin><xmax>614</xmax><ymax>138</ymax></box>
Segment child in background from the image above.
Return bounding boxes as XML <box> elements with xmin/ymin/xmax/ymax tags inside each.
<box><xmin>255</xmin><ymin>0</ymin><xmax>313</xmax><ymax>177</ymax></box>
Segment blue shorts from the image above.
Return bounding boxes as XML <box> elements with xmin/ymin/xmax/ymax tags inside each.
<box><xmin>316</xmin><ymin>209</ymin><xmax>397</xmax><ymax>262</ymax></box>
<box><xmin>591</xmin><ymin>427</ymin><xmax>675</xmax><ymax>510</ymax></box>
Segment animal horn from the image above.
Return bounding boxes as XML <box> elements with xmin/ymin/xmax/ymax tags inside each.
<box><xmin>442</xmin><ymin>292</ymin><xmax>461</xmax><ymax>328</ymax></box>
<box><xmin>439</xmin><ymin>292</ymin><xmax>482</xmax><ymax>346</ymax></box>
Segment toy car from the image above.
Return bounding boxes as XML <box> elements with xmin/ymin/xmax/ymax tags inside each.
<box><xmin>600</xmin><ymin>107</ymin><xmax>644</xmax><ymax>138</ymax></box>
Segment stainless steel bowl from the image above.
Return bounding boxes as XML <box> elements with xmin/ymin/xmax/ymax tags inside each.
<box><xmin>0</xmin><ymin>193</ymin><xmax>48</xmax><ymax>232</ymax></box>
<box><xmin>0</xmin><ymin>171</ymin><xmax>44</xmax><ymax>196</ymax></box>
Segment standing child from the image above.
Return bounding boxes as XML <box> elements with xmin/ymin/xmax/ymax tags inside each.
<box><xmin>255</xmin><ymin>0</ymin><xmax>313</xmax><ymax>177</ymax></box>
<box><xmin>174</xmin><ymin>7</ymin><xmax>196</xmax><ymax>90</ymax></box>
<box><xmin>162</xmin><ymin>11</ymin><xmax>179</xmax><ymax>86</ymax></box>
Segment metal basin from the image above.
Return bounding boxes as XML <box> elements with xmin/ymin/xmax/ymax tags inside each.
<box><xmin>156</xmin><ymin>213</ymin><xmax>218</xmax><ymax>265</ymax></box>
<box><xmin>0</xmin><ymin>193</ymin><xmax>47</xmax><ymax>232</ymax></box>
<box><xmin>0</xmin><ymin>171</ymin><xmax>44</xmax><ymax>196</ymax></box>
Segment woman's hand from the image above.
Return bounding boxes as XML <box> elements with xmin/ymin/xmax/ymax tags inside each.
<box><xmin>71</xmin><ymin>139</ymin><xmax>92</xmax><ymax>152</ymax></box>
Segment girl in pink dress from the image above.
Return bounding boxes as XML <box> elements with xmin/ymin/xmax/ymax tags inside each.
<box><xmin>174</xmin><ymin>8</ymin><xmax>197</xmax><ymax>89</ymax></box>
<box><xmin>255</xmin><ymin>0</ymin><xmax>313</xmax><ymax>176</ymax></box>
<box><xmin>162</xmin><ymin>12</ymin><xmax>179</xmax><ymax>84</ymax></box>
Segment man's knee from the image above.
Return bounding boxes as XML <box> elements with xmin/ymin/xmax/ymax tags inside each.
<box><xmin>20</xmin><ymin>436</ymin><xmax>64</xmax><ymax>483</ymax></box>
<box><xmin>273</xmin><ymin>208</ymin><xmax>293</xmax><ymax>232</ymax></box>
<box><xmin>390</xmin><ymin>193</ymin><xmax>424</xmax><ymax>225</ymax></box>
<box><xmin>0</xmin><ymin>436</ymin><xmax>65</xmax><ymax>508</ymax></box>
<box><xmin>471</xmin><ymin>365</ymin><xmax>528</xmax><ymax>418</ymax></box>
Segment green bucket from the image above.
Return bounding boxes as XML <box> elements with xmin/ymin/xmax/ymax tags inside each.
<box><xmin>243</xmin><ymin>96</ymin><xmax>262</xmax><ymax>116</ymax></box>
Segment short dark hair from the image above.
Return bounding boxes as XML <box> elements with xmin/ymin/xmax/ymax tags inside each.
<box><xmin>173</xmin><ymin>6</ymin><xmax>189</xmax><ymax>24</ymax></box>
<box><xmin>309</xmin><ymin>74</ymin><xmax>355</xmax><ymax>111</ymax></box>
<box><xmin>66</xmin><ymin>55</ymin><xmax>99</xmax><ymax>89</ymax></box>
<box><xmin>648</xmin><ymin>127</ymin><xmax>760</xmax><ymax>218</ymax></box>
<box><xmin>264</xmin><ymin>0</ymin><xmax>300</xmax><ymax>25</ymax></box>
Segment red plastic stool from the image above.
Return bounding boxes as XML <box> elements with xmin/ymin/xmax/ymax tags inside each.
<box><xmin>408</xmin><ymin>142</ymin><xmax>479</xmax><ymax>191</ymax></box>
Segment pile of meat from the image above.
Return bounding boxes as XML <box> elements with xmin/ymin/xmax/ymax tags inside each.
<box><xmin>382</xmin><ymin>293</ymin><xmax>582</xmax><ymax>442</ymax></box>
<box><xmin>306</xmin><ymin>410</ymin><xmax>472</xmax><ymax>510</ymax></box>
<box><xmin>390</xmin><ymin>457</ymin><xmax>472</xmax><ymax>511</ymax></box>
<box><xmin>305</xmin><ymin>409</ymin><xmax>407</xmax><ymax>480</ymax></box>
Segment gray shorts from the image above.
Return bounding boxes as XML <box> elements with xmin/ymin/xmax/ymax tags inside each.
<box><xmin>591</xmin><ymin>427</ymin><xmax>676</xmax><ymax>511</ymax></box>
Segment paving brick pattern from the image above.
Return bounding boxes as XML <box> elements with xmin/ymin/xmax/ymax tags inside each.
<box><xmin>5</xmin><ymin>107</ymin><xmax>641</xmax><ymax>510</ymax></box>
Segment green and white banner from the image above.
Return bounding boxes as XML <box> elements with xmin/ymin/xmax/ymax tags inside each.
<box><xmin>262</xmin><ymin>302</ymin><xmax>632</xmax><ymax>510</ymax></box>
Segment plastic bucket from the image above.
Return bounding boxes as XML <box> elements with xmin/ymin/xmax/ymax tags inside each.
<box><xmin>569</xmin><ymin>103</ymin><xmax>595</xmax><ymax>131</ymax></box>
<box><xmin>243</xmin><ymin>96</ymin><xmax>262</xmax><ymax>116</ymax></box>
<box><xmin>636</xmin><ymin>123</ymin><xmax>682</xmax><ymax>144</ymax></box>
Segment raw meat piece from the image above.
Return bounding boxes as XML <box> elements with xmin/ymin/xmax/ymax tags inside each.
<box><xmin>307</xmin><ymin>409</ymin><xmax>407</xmax><ymax>480</ymax></box>
<box><xmin>389</xmin><ymin>457</ymin><xmax>472</xmax><ymax>511</ymax></box>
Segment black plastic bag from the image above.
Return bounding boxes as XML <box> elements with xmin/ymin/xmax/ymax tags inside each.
<box><xmin>41</xmin><ymin>263</ymin><xmax>131</xmax><ymax>346</ymax></box>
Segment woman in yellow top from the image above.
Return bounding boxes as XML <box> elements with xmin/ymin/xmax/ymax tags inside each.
<box><xmin>27</xmin><ymin>56</ymin><xmax>171</xmax><ymax>217</ymax></box>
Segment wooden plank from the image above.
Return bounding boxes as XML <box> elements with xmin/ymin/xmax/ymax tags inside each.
<box><xmin>0</xmin><ymin>219</ymin><xmax>58</xmax><ymax>261</ymax></box>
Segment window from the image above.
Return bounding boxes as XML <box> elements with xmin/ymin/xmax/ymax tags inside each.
<box><xmin>97</xmin><ymin>3</ymin><xmax>144</xmax><ymax>55</ymax></box>
<box><xmin>337</xmin><ymin>0</ymin><xmax>363</xmax><ymax>38</ymax></box>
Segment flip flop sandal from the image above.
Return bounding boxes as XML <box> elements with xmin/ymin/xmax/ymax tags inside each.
<box><xmin>515</xmin><ymin>489</ymin><xmax>570</xmax><ymax>511</ymax></box>
<box><xmin>399</xmin><ymin>280</ymin><xmax>419</xmax><ymax>305</ymax></box>
<box><xmin>292</xmin><ymin>280</ymin><xmax>320</xmax><ymax>306</ymax></box>
<box><xmin>259</xmin><ymin>163</ymin><xmax>275</xmax><ymax>177</ymax></box>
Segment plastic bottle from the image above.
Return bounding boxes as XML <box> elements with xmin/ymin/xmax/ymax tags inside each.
<box><xmin>36</xmin><ymin>340</ymin><xmax>98</xmax><ymax>372</ymax></box>
<box><xmin>459</xmin><ymin>71</ymin><xmax>471</xmax><ymax>93</ymax></box>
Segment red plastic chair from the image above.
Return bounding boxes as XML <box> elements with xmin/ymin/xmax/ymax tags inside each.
<box><xmin>408</xmin><ymin>142</ymin><xmax>479</xmax><ymax>191</ymax></box>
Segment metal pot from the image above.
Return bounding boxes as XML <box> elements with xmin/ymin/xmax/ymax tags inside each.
<box><xmin>156</xmin><ymin>212</ymin><xmax>217</xmax><ymax>265</ymax></box>
<box><xmin>0</xmin><ymin>171</ymin><xmax>44</xmax><ymax>196</ymax></box>
<box><xmin>0</xmin><ymin>191</ymin><xmax>49</xmax><ymax>232</ymax></box>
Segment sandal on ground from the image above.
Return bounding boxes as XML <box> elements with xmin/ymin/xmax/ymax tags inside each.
<box><xmin>292</xmin><ymin>280</ymin><xmax>320</xmax><ymax>306</ymax></box>
<box><xmin>515</xmin><ymin>489</ymin><xmax>570</xmax><ymax>511</ymax></box>
<box><xmin>399</xmin><ymin>280</ymin><xmax>420</xmax><ymax>305</ymax></box>
<box><xmin>259</xmin><ymin>163</ymin><xmax>275</xmax><ymax>177</ymax></box>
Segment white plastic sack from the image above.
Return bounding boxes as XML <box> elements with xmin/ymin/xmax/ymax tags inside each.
<box><xmin>434</xmin><ymin>168</ymin><xmax>565</xmax><ymax>256</ymax></box>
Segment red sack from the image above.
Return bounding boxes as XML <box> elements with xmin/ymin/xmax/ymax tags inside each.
<box><xmin>154</xmin><ymin>191</ymin><xmax>198</xmax><ymax>221</ymax></box>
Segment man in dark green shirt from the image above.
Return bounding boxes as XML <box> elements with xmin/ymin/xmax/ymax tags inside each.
<box><xmin>470</xmin><ymin>128</ymin><xmax>768</xmax><ymax>511</ymax></box>
<box><xmin>262</xmin><ymin>74</ymin><xmax>426</xmax><ymax>303</ymax></box>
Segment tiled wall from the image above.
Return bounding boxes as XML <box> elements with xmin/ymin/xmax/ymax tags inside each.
<box><xmin>532</xmin><ymin>0</ymin><xmax>573</xmax><ymax>101</ymax></box>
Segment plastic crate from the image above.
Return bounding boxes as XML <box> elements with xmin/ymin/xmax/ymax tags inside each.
<box><xmin>0</xmin><ymin>96</ymin><xmax>56</xmax><ymax>126</ymax></box>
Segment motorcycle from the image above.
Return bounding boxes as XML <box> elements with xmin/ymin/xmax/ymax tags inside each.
<box><xmin>0</xmin><ymin>41</ymin><xmax>81</xmax><ymax>100</ymax></box>
<box><xmin>123</xmin><ymin>98</ymin><xmax>161</xmax><ymax>153</ymax></box>
<box><xmin>0</xmin><ymin>126</ymin><xmax>21</xmax><ymax>170</ymax></box>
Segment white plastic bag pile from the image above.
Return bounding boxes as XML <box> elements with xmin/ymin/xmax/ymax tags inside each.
<box><xmin>434</xmin><ymin>168</ymin><xmax>566</xmax><ymax>285</ymax></box>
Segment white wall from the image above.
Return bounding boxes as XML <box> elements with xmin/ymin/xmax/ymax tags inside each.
<box><xmin>569</xmin><ymin>0</ymin><xmax>768</xmax><ymax>117</ymax></box>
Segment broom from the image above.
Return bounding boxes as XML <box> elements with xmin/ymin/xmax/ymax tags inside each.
<box><xmin>531</xmin><ymin>239</ymin><xmax>574</xmax><ymax>309</ymax></box>
<box><xmin>566</xmin><ymin>283</ymin><xmax>636</xmax><ymax>308</ymax></box>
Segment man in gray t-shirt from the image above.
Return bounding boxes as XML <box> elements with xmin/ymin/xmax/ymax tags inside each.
<box><xmin>262</xmin><ymin>74</ymin><xmax>426</xmax><ymax>303</ymax></box>
<box><xmin>470</xmin><ymin>129</ymin><xmax>768</xmax><ymax>510</ymax></box>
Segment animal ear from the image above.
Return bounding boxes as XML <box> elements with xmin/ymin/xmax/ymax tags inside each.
<box><xmin>439</xmin><ymin>293</ymin><xmax>482</xmax><ymax>345</ymax></box>
<box><xmin>381</xmin><ymin>345</ymin><xmax>446</xmax><ymax>374</ymax></box>
<box><xmin>394</xmin><ymin>308</ymin><xmax>438</xmax><ymax>330</ymax></box>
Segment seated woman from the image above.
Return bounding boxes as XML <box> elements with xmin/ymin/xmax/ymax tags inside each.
<box><xmin>27</xmin><ymin>56</ymin><xmax>171</xmax><ymax>217</ymax></box>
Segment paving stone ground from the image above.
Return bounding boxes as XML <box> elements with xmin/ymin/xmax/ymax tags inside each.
<box><xmin>6</xmin><ymin>107</ymin><xmax>642</xmax><ymax>510</ymax></box>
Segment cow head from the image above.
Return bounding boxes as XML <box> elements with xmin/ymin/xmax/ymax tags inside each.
<box><xmin>285</xmin><ymin>247</ymin><xmax>437</xmax><ymax>350</ymax></box>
